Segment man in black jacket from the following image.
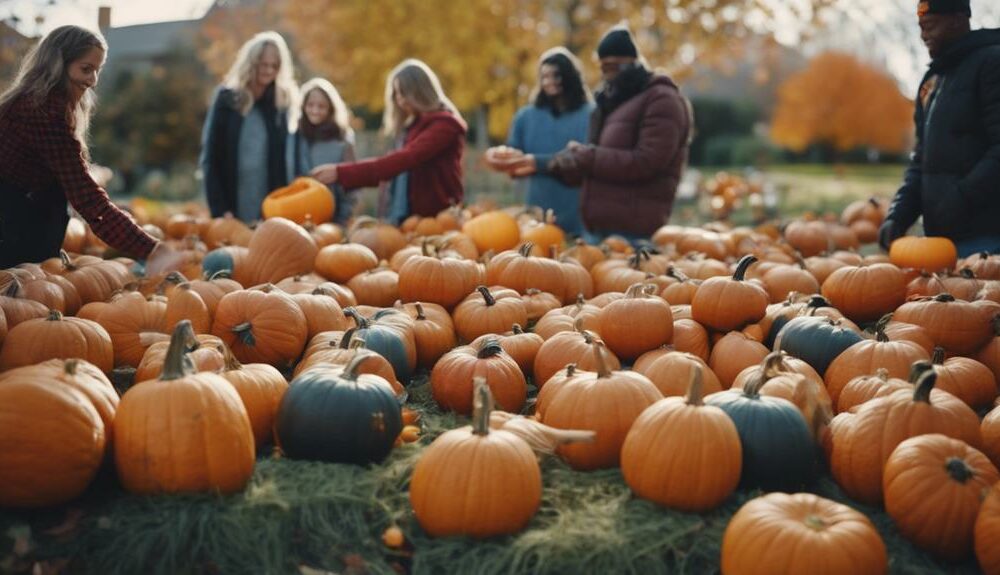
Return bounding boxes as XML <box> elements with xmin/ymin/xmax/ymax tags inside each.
<box><xmin>879</xmin><ymin>0</ymin><xmax>1000</xmax><ymax>256</ymax></box>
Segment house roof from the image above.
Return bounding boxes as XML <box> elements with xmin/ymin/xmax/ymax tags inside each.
<box><xmin>103</xmin><ymin>19</ymin><xmax>200</xmax><ymax>64</ymax></box>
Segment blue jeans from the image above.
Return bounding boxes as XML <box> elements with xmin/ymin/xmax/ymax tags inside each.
<box><xmin>956</xmin><ymin>236</ymin><xmax>1000</xmax><ymax>258</ymax></box>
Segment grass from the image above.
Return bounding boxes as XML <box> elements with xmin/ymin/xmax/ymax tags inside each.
<box><xmin>0</xmin><ymin>373</ymin><xmax>983</xmax><ymax>575</ymax></box>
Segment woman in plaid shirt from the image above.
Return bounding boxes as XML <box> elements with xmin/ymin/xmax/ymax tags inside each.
<box><xmin>0</xmin><ymin>25</ymin><xmax>183</xmax><ymax>273</ymax></box>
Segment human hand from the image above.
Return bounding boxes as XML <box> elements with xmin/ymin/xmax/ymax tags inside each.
<box><xmin>508</xmin><ymin>155</ymin><xmax>537</xmax><ymax>177</ymax></box>
<box><xmin>877</xmin><ymin>220</ymin><xmax>901</xmax><ymax>251</ymax></box>
<box><xmin>144</xmin><ymin>242</ymin><xmax>187</xmax><ymax>277</ymax></box>
<box><xmin>566</xmin><ymin>140</ymin><xmax>586</xmax><ymax>152</ymax></box>
<box><xmin>311</xmin><ymin>163</ymin><xmax>339</xmax><ymax>184</ymax></box>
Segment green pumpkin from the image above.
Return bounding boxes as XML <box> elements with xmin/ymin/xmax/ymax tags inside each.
<box><xmin>774</xmin><ymin>315</ymin><xmax>863</xmax><ymax>376</ymax></box>
<box><xmin>202</xmin><ymin>247</ymin><xmax>236</xmax><ymax>278</ymax></box>
<box><xmin>706</xmin><ymin>377</ymin><xmax>816</xmax><ymax>491</ymax></box>
<box><xmin>276</xmin><ymin>356</ymin><xmax>402</xmax><ymax>465</ymax></box>
<box><xmin>765</xmin><ymin>295</ymin><xmax>838</xmax><ymax>348</ymax></box>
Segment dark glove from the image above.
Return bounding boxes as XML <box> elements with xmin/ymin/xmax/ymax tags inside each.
<box><xmin>877</xmin><ymin>219</ymin><xmax>902</xmax><ymax>251</ymax></box>
<box><xmin>548</xmin><ymin>149</ymin><xmax>583</xmax><ymax>187</ymax></box>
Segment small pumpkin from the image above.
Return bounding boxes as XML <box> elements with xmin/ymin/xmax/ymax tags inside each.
<box><xmin>708</xmin><ymin>331</ymin><xmax>770</xmax><ymax>389</ymax></box>
<box><xmin>774</xmin><ymin>315</ymin><xmax>863</xmax><ymax>377</ymax></box>
<box><xmin>470</xmin><ymin>324</ymin><xmax>542</xmax><ymax>377</ymax></box>
<box><xmin>730</xmin><ymin>351</ymin><xmax>832</xmax><ymax>441</ymax></box>
<box><xmin>596</xmin><ymin>283</ymin><xmax>673</xmax><ymax>361</ymax></box>
<box><xmin>883</xmin><ymin>433</ymin><xmax>999</xmax><ymax>561</ymax></box>
<box><xmin>462</xmin><ymin>210</ymin><xmax>521</xmax><ymax>253</ymax></box>
<box><xmin>705</xmin><ymin>363</ymin><xmax>817</xmax><ymax>491</ymax></box>
<box><xmin>929</xmin><ymin>346</ymin><xmax>997</xmax><ymax>410</ymax></box>
<box><xmin>691</xmin><ymin>255</ymin><xmax>769</xmax><ymax>331</ymax></box>
<box><xmin>821</xmin><ymin>264</ymin><xmax>908</xmax><ymax>323</ymax></box>
<box><xmin>0</xmin><ymin>310</ymin><xmax>114</xmax><ymax>372</ymax></box>
<box><xmin>533</xmin><ymin>319</ymin><xmax>621</xmax><ymax>386</ymax></box>
<box><xmin>397</xmin><ymin>302</ymin><xmax>457</xmax><ymax>369</ymax></box>
<box><xmin>621</xmin><ymin>365</ymin><xmax>741</xmax><ymax>512</ymax></box>
<box><xmin>890</xmin><ymin>236</ymin><xmax>958</xmax><ymax>273</ymax></box>
<box><xmin>314</xmin><ymin>242</ymin><xmax>379</xmax><ymax>284</ymax></box>
<box><xmin>261</xmin><ymin>177</ymin><xmax>334</xmax><ymax>224</ymax></box>
<box><xmin>431</xmin><ymin>338</ymin><xmax>527</xmax><ymax>415</ymax></box>
<box><xmin>975</xmin><ymin>483</ymin><xmax>1000</xmax><ymax>574</ymax></box>
<box><xmin>346</xmin><ymin>266</ymin><xmax>400</xmax><ymax>308</ymax></box>
<box><xmin>211</xmin><ymin>285</ymin><xmax>308</xmax><ymax>369</ymax></box>
<box><xmin>634</xmin><ymin>350</ymin><xmax>722</xmax><ymax>398</ymax></box>
<box><xmin>134</xmin><ymin>333</ymin><xmax>226</xmax><ymax>383</ymax></box>
<box><xmin>721</xmin><ymin>493</ymin><xmax>887</xmax><ymax>575</ymax></box>
<box><xmin>244</xmin><ymin>217</ymin><xmax>318</xmax><ymax>285</ymax></box>
<box><xmin>452</xmin><ymin>285</ymin><xmax>529</xmax><ymax>343</ymax></box>
<box><xmin>540</xmin><ymin>343</ymin><xmax>661</xmax><ymax>470</ymax></box>
<box><xmin>276</xmin><ymin>353</ymin><xmax>401</xmax><ymax>464</ymax></box>
<box><xmin>410</xmin><ymin>378</ymin><xmax>541</xmax><ymax>538</ymax></box>
<box><xmin>894</xmin><ymin>293</ymin><xmax>993</xmax><ymax>355</ymax></box>
<box><xmin>397</xmin><ymin>242</ymin><xmax>483</xmax><ymax>309</ymax></box>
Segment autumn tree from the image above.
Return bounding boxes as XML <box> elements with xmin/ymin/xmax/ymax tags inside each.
<box><xmin>769</xmin><ymin>51</ymin><xmax>914</xmax><ymax>155</ymax></box>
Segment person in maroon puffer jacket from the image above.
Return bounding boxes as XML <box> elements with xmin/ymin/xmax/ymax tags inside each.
<box><xmin>517</xmin><ymin>25</ymin><xmax>693</xmax><ymax>243</ymax></box>
<box><xmin>311</xmin><ymin>59</ymin><xmax>466</xmax><ymax>223</ymax></box>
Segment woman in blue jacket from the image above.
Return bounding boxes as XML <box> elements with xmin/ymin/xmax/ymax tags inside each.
<box><xmin>506</xmin><ymin>47</ymin><xmax>593</xmax><ymax>237</ymax></box>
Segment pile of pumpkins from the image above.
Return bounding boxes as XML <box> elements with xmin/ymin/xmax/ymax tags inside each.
<box><xmin>2</xmin><ymin>191</ymin><xmax>1000</xmax><ymax>574</ymax></box>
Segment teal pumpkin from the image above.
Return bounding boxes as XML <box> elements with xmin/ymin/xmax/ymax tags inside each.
<box><xmin>705</xmin><ymin>375</ymin><xmax>816</xmax><ymax>491</ymax></box>
<box><xmin>276</xmin><ymin>355</ymin><xmax>402</xmax><ymax>464</ymax></box>
<box><xmin>343</xmin><ymin>307</ymin><xmax>415</xmax><ymax>385</ymax></box>
<box><xmin>774</xmin><ymin>315</ymin><xmax>863</xmax><ymax>376</ymax></box>
<box><xmin>202</xmin><ymin>248</ymin><xmax>237</xmax><ymax>278</ymax></box>
<box><xmin>765</xmin><ymin>295</ymin><xmax>839</xmax><ymax>349</ymax></box>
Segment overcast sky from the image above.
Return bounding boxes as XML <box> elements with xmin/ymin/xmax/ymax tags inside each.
<box><xmin>3</xmin><ymin>0</ymin><xmax>999</xmax><ymax>95</ymax></box>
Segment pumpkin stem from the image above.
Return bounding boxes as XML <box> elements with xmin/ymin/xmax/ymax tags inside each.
<box><xmin>64</xmin><ymin>358</ymin><xmax>79</xmax><ymax>376</ymax></box>
<box><xmin>625</xmin><ymin>283</ymin><xmax>647</xmax><ymax>298</ymax></box>
<box><xmin>232</xmin><ymin>322</ymin><xmax>256</xmax><ymax>347</ymax></box>
<box><xmin>958</xmin><ymin>267</ymin><xmax>976</xmax><ymax>280</ymax></box>
<box><xmin>761</xmin><ymin>351</ymin><xmax>788</xmax><ymax>379</ymax></box>
<box><xmin>684</xmin><ymin>363</ymin><xmax>705</xmax><ymax>407</ymax></box>
<box><xmin>344</xmin><ymin>307</ymin><xmax>369</xmax><ymax>329</ymax></box>
<box><xmin>414</xmin><ymin>302</ymin><xmax>427</xmax><ymax>320</ymax></box>
<box><xmin>477</xmin><ymin>338</ymin><xmax>505</xmax><ymax>359</ymax></box>
<box><xmin>161</xmin><ymin>320</ymin><xmax>197</xmax><ymax>381</ymax></box>
<box><xmin>804</xmin><ymin>515</ymin><xmax>829</xmax><ymax>532</ymax></box>
<box><xmin>874</xmin><ymin>368</ymin><xmax>889</xmax><ymax>381</ymax></box>
<box><xmin>564</xmin><ymin>363</ymin><xmax>577</xmax><ymax>377</ymax></box>
<box><xmin>471</xmin><ymin>376</ymin><xmax>493</xmax><ymax>436</ymax></box>
<box><xmin>732</xmin><ymin>255</ymin><xmax>758</xmax><ymax>281</ymax></box>
<box><xmin>59</xmin><ymin>249</ymin><xmax>76</xmax><ymax>271</ymax></box>
<box><xmin>47</xmin><ymin>309</ymin><xmax>63</xmax><ymax>321</ymax></box>
<box><xmin>2</xmin><ymin>276</ymin><xmax>20</xmax><ymax>298</ymax></box>
<box><xmin>477</xmin><ymin>285</ymin><xmax>496</xmax><ymax>306</ymax></box>
<box><xmin>913</xmin><ymin>369</ymin><xmax>937</xmax><ymax>403</ymax></box>
<box><xmin>931</xmin><ymin>346</ymin><xmax>946</xmax><ymax>365</ymax></box>
<box><xmin>163</xmin><ymin>271</ymin><xmax>189</xmax><ymax>285</ymax></box>
<box><xmin>512</xmin><ymin>323</ymin><xmax>524</xmax><ymax>334</ymax></box>
<box><xmin>873</xmin><ymin>314</ymin><xmax>891</xmax><ymax>343</ymax></box>
<box><xmin>519</xmin><ymin>242</ymin><xmax>534</xmax><ymax>258</ymax></box>
<box><xmin>933</xmin><ymin>293</ymin><xmax>956</xmax><ymax>303</ymax></box>
<box><xmin>945</xmin><ymin>457</ymin><xmax>975</xmax><ymax>483</ymax></box>
<box><xmin>221</xmin><ymin>343</ymin><xmax>243</xmax><ymax>371</ymax></box>
<box><xmin>909</xmin><ymin>360</ymin><xmax>934</xmax><ymax>383</ymax></box>
<box><xmin>592</xmin><ymin>341</ymin><xmax>612</xmax><ymax>379</ymax></box>
<box><xmin>339</xmin><ymin>349</ymin><xmax>373</xmax><ymax>381</ymax></box>
<box><xmin>575</xmin><ymin>293</ymin><xmax>586</xmax><ymax>307</ymax></box>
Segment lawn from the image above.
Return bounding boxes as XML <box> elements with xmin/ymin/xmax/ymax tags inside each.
<box><xmin>0</xmin><ymin>371</ymin><xmax>981</xmax><ymax>575</ymax></box>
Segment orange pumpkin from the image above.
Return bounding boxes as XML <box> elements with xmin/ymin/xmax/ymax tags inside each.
<box><xmin>890</xmin><ymin>236</ymin><xmax>958</xmax><ymax>273</ymax></box>
<box><xmin>218</xmin><ymin>345</ymin><xmax>288</xmax><ymax>448</ymax></box>
<box><xmin>721</xmin><ymin>493</ymin><xmax>887</xmax><ymax>575</ymax></box>
<box><xmin>346</xmin><ymin>266</ymin><xmax>400</xmax><ymax>308</ymax></box>
<box><xmin>708</xmin><ymin>331</ymin><xmax>770</xmax><ymax>389</ymax></box>
<box><xmin>691</xmin><ymin>255</ymin><xmax>769</xmax><ymax>332</ymax></box>
<box><xmin>0</xmin><ymin>310</ymin><xmax>114</xmax><ymax>372</ymax></box>
<box><xmin>883</xmin><ymin>434</ymin><xmax>999</xmax><ymax>561</ymax></box>
<box><xmin>114</xmin><ymin>321</ymin><xmax>255</xmax><ymax>494</ymax></box>
<box><xmin>262</xmin><ymin>177</ymin><xmax>334</xmax><ymax>224</ymax></box>
<box><xmin>976</xmin><ymin>483</ymin><xmax>1000</xmax><ymax>574</ymax></box>
<box><xmin>596</xmin><ymin>283</ymin><xmax>673</xmax><ymax>361</ymax></box>
<box><xmin>828</xmin><ymin>370</ymin><xmax>982</xmax><ymax>506</ymax></box>
<box><xmin>347</xmin><ymin>216</ymin><xmax>408</xmax><ymax>261</ymax></box>
<box><xmin>621</xmin><ymin>365</ymin><xmax>741</xmax><ymax>511</ymax></box>
<box><xmin>134</xmin><ymin>333</ymin><xmax>226</xmax><ymax>383</ymax></box>
<box><xmin>929</xmin><ymin>346</ymin><xmax>998</xmax><ymax>410</ymax></box>
<box><xmin>452</xmin><ymin>285</ymin><xmax>528</xmax><ymax>343</ymax></box>
<box><xmin>533</xmin><ymin>320</ymin><xmax>621</xmax><ymax>386</ymax></box>
<box><xmin>397</xmin><ymin>302</ymin><xmax>457</xmax><ymax>369</ymax></box>
<box><xmin>540</xmin><ymin>343</ymin><xmax>661</xmax><ymax>470</ymax></box>
<box><xmin>211</xmin><ymin>285</ymin><xmax>308</xmax><ymax>369</ymax></box>
<box><xmin>244</xmin><ymin>218</ymin><xmax>318</xmax><ymax>285</ymax></box>
<box><xmin>430</xmin><ymin>338</ymin><xmax>527</xmax><ymax>415</ymax></box>
<box><xmin>894</xmin><ymin>293</ymin><xmax>994</xmax><ymax>355</ymax></box>
<box><xmin>634</xmin><ymin>350</ymin><xmax>721</xmax><ymax>398</ymax></box>
<box><xmin>462</xmin><ymin>210</ymin><xmax>521</xmax><ymax>253</ymax></box>
<box><xmin>821</xmin><ymin>264</ymin><xmax>908</xmax><ymax>324</ymax></box>
<box><xmin>96</xmin><ymin>291</ymin><xmax>169</xmax><ymax>368</ymax></box>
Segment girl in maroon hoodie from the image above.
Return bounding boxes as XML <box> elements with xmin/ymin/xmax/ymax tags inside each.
<box><xmin>311</xmin><ymin>59</ymin><xmax>466</xmax><ymax>223</ymax></box>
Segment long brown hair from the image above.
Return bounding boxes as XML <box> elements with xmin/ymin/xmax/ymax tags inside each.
<box><xmin>0</xmin><ymin>25</ymin><xmax>106</xmax><ymax>156</ymax></box>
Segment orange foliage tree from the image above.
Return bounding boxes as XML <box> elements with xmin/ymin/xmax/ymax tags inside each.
<box><xmin>770</xmin><ymin>51</ymin><xmax>914</xmax><ymax>154</ymax></box>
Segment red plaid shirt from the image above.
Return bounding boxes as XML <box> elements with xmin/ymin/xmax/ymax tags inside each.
<box><xmin>0</xmin><ymin>92</ymin><xmax>156</xmax><ymax>258</ymax></box>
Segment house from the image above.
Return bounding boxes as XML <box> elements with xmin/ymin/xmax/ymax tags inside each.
<box><xmin>97</xmin><ymin>7</ymin><xmax>203</xmax><ymax>84</ymax></box>
<box><xmin>0</xmin><ymin>20</ymin><xmax>34</xmax><ymax>81</ymax></box>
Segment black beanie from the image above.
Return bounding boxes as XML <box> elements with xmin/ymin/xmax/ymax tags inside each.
<box><xmin>597</xmin><ymin>28</ymin><xmax>638</xmax><ymax>59</ymax></box>
<box><xmin>919</xmin><ymin>0</ymin><xmax>971</xmax><ymax>17</ymax></box>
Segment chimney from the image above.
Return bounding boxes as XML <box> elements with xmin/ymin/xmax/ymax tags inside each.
<box><xmin>98</xmin><ymin>6</ymin><xmax>111</xmax><ymax>32</ymax></box>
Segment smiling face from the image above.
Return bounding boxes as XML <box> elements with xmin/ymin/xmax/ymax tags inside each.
<box><xmin>919</xmin><ymin>13</ymin><xmax>970</xmax><ymax>58</ymax></box>
<box><xmin>254</xmin><ymin>44</ymin><xmax>281</xmax><ymax>88</ymax></box>
<box><xmin>66</xmin><ymin>46</ymin><xmax>104</xmax><ymax>103</ymax></box>
<box><xmin>540</xmin><ymin>63</ymin><xmax>562</xmax><ymax>98</ymax></box>
<box><xmin>303</xmin><ymin>89</ymin><xmax>333</xmax><ymax>126</ymax></box>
